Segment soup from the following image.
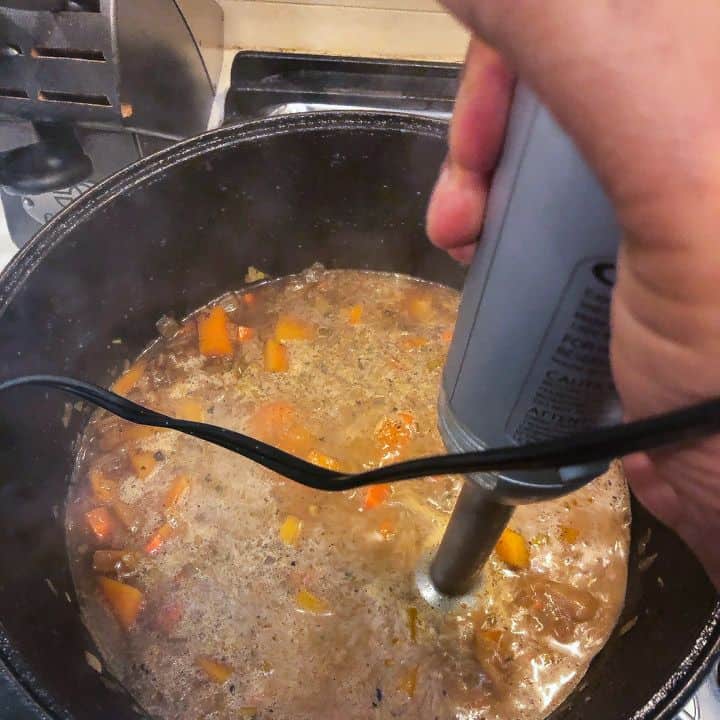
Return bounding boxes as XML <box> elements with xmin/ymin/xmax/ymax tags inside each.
<box><xmin>66</xmin><ymin>268</ymin><xmax>630</xmax><ymax>720</ymax></box>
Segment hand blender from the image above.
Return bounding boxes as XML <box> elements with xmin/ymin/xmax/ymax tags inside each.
<box><xmin>431</xmin><ymin>84</ymin><xmax>623</xmax><ymax>595</ymax></box>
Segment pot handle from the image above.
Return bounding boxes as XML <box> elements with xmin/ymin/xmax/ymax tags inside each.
<box><xmin>0</xmin><ymin>122</ymin><xmax>93</xmax><ymax>195</ymax></box>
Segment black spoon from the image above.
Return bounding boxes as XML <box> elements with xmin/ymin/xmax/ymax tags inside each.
<box><xmin>3</xmin><ymin>374</ymin><xmax>720</xmax><ymax>499</ymax></box>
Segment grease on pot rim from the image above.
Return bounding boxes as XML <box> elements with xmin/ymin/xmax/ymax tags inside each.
<box><xmin>65</xmin><ymin>267</ymin><xmax>630</xmax><ymax>720</ymax></box>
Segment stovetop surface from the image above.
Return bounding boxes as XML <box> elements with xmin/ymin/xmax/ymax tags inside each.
<box><xmin>0</xmin><ymin>49</ymin><xmax>717</xmax><ymax>720</ymax></box>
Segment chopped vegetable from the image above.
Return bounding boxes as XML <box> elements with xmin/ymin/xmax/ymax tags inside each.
<box><xmin>242</xmin><ymin>292</ymin><xmax>256</xmax><ymax>306</ymax></box>
<box><xmin>89</xmin><ymin>468</ymin><xmax>116</xmax><ymax>503</ymax></box>
<box><xmin>112</xmin><ymin>500</ymin><xmax>138</xmax><ymax>532</ymax></box>
<box><xmin>495</xmin><ymin>528</ymin><xmax>530</xmax><ymax>570</ymax></box>
<box><xmin>378</xmin><ymin>519</ymin><xmax>396</xmax><ymax>540</ymax></box>
<box><xmin>164</xmin><ymin>476</ymin><xmax>191</xmax><ymax>511</ymax></box>
<box><xmin>92</xmin><ymin>550</ymin><xmax>137</xmax><ymax>573</ymax></box>
<box><xmin>279</xmin><ymin>515</ymin><xmax>302</xmax><ymax>546</ymax></box>
<box><xmin>559</xmin><ymin>525</ymin><xmax>580</xmax><ymax>544</ymax></box>
<box><xmin>399</xmin><ymin>665</ymin><xmax>418</xmax><ymax>698</ymax></box>
<box><xmin>347</xmin><ymin>304</ymin><xmax>363</xmax><ymax>325</ymax></box>
<box><xmin>306</xmin><ymin>449</ymin><xmax>341</xmax><ymax>471</ymax></box>
<box><xmin>145</xmin><ymin>522</ymin><xmax>174</xmax><ymax>555</ymax></box>
<box><xmin>98</xmin><ymin>577</ymin><xmax>143</xmax><ymax>630</ymax></box>
<box><xmin>406</xmin><ymin>607</ymin><xmax>418</xmax><ymax>643</ymax></box>
<box><xmin>196</xmin><ymin>655</ymin><xmax>233</xmax><ymax>683</ymax></box>
<box><xmin>406</xmin><ymin>295</ymin><xmax>433</xmax><ymax>322</ymax></box>
<box><xmin>364</xmin><ymin>484</ymin><xmax>390</xmax><ymax>510</ymax></box>
<box><xmin>249</xmin><ymin>401</ymin><xmax>313</xmax><ymax>454</ymax></box>
<box><xmin>245</xmin><ymin>266</ymin><xmax>267</xmax><ymax>283</ymax></box>
<box><xmin>274</xmin><ymin>315</ymin><xmax>315</xmax><ymax>341</ymax></box>
<box><xmin>264</xmin><ymin>338</ymin><xmax>289</xmax><ymax>372</ymax></box>
<box><xmin>477</xmin><ymin>628</ymin><xmax>503</xmax><ymax>645</ymax></box>
<box><xmin>112</xmin><ymin>362</ymin><xmax>145</xmax><ymax>396</ymax></box>
<box><xmin>85</xmin><ymin>507</ymin><xmax>115</xmax><ymax>541</ymax></box>
<box><xmin>295</xmin><ymin>588</ymin><xmax>330</xmax><ymax>615</ymax></box>
<box><xmin>237</xmin><ymin>325</ymin><xmax>255</xmax><ymax>342</ymax></box>
<box><xmin>129</xmin><ymin>450</ymin><xmax>157</xmax><ymax>479</ymax></box>
<box><xmin>176</xmin><ymin>399</ymin><xmax>204</xmax><ymax>423</ymax></box>
<box><xmin>374</xmin><ymin>413</ymin><xmax>414</xmax><ymax>457</ymax></box>
<box><xmin>155</xmin><ymin>600</ymin><xmax>184</xmax><ymax>634</ymax></box>
<box><xmin>198</xmin><ymin>306</ymin><xmax>233</xmax><ymax>357</ymax></box>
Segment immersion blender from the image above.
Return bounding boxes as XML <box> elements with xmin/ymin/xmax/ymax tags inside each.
<box><xmin>431</xmin><ymin>85</ymin><xmax>623</xmax><ymax>596</ymax></box>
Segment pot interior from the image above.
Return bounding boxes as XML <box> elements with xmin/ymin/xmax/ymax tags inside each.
<box><xmin>0</xmin><ymin>114</ymin><xmax>716</xmax><ymax>720</ymax></box>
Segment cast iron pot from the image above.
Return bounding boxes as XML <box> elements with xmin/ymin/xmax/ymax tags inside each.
<box><xmin>0</xmin><ymin>113</ymin><xmax>716</xmax><ymax>720</ymax></box>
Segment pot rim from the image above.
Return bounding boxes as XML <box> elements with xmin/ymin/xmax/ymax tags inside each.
<box><xmin>0</xmin><ymin>111</ymin><xmax>717</xmax><ymax>720</ymax></box>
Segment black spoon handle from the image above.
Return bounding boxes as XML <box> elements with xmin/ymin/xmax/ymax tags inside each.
<box><xmin>3</xmin><ymin>375</ymin><xmax>720</xmax><ymax>497</ymax></box>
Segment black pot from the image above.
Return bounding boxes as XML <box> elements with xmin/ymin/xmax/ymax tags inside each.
<box><xmin>0</xmin><ymin>113</ymin><xmax>716</xmax><ymax>720</ymax></box>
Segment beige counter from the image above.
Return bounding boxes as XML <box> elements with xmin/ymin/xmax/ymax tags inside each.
<box><xmin>219</xmin><ymin>0</ymin><xmax>468</xmax><ymax>61</ymax></box>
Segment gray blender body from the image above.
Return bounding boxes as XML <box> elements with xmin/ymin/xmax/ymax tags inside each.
<box><xmin>431</xmin><ymin>86</ymin><xmax>622</xmax><ymax>594</ymax></box>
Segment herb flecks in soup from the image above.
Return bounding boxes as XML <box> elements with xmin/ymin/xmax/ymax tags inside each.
<box><xmin>66</xmin><ymin>268</ymin><xmax>630</xmax><ymax>720</ymax></box>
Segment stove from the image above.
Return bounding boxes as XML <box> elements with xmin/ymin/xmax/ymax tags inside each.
<box><xmin>0</xmin><ymin>49</ymin><xmax>717</xmax><ymax>720</ymax></box>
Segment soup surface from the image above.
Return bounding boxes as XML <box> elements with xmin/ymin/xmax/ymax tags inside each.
<box><xmin>66</xmin><ymin>268</ymin><xmax>630</xmax><ymax>720</ymax></box>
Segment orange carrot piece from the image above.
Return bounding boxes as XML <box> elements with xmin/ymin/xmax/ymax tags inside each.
<box><xmin>176</xmin><ymin>399</ymin><xmax>204</xmax><ymax>422</ymax></box>
<box><xmin>307</xmin><ymin>449</ymin><xmax>342</xmax><ymax>471</ymax></box>
<box><xmin>89</xmin><ymin>468</ymin><xmax>116</xmax><ymax>503</ymax></box>
<box><xmin>237</xmin><ymin>325</ymin><xmax>255</xmax><ymax>342</ymax></box>
<box><xmin>274</xmin><ymin>315</ymin><xmax>315</xmax><ymax>341</ymax></box>
<box><xmin>196</xmin><ymin>655</ymin><xmax>233</xmax><ymax>683</ymax></box>
<box><xmin>145</xmin><ymin>522</ymin><xmax>174</xmax><ymax>555</ymax></box>
<box><xmin>85</xmin><ymin>507</ymin><xmax>115</xmax><ymax>541</ymax></box>
<box><xmin>477</xmin><ymin>628</ymin><xmax>503</xmax><ymax>645</ymax></box>
<box><xmin>242</xmin><ymin>292</ymin><xmax>256</xmax><ymax>306</ymax></box>
<box><xmin>406</xmin><ymin>295</ymin><xmax>433</xmax><ymax>322</ymax></box>
<box><xmin>198</xmin><ymin>306</ymin><xmax>233</xmax><ymax>357</ymax></box>
<box><xmin>129</xmin><ymin>450</ymin><xmax>157</xmax><ymax>479</ymax></box>
<box><xmin>347</xmin><ymin>304</ymin><xmax>363</xmax><ymax>325</ymax></box>
<box><xmin>264</xmin><ymin>338</ymin><xmax>289</xmax><ymax>372</ymax></box>
<box><xmin>495</xmin><ymin>528</ymin><xmax>530</xmax><ymax>569</ymax></box>
<box><xmin>164</xmin><ymin>476</ymin><xmax>191</xmax><ymax>511</ymax></box>
<box><xmin>112</xmin><ymin>362</ymin><xmax>145</xmax><ymax>396</ymax></box>
<box><xmin>364</xmin><ymin>484</ymin><xmax>390</xmax><ymax>510</ymax></box>
<box><xmin>374</xmin><ymin>413</ymin><xmax>414</xmax><ymax>455</ymax></box>
<box><xmin>98</xmin><ymin>576</ymin><xmax>143</xmax><ymax>630</ymax></box>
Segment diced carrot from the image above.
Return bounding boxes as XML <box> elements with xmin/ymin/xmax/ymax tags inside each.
<box><xmin>111</xmin><ymin>362</ymin><xmax>145</xmax><ymax>396</ymax></box>
<box><xmin>196</xmin><ymin>655</ymin><xmax>233</xmax><ymax>683</ymax></box>
<box><xmin>374</xmin><ymin>413</ymin><xmax>414</xmax><ymax>456</ymax></box>
<box><xmin>129</xmin><ymin>450</ymin><xmax>157</xmax><ymax>479</ymax></box>
<box><xmin>264</xmin><ymin>338</ymin><xmax>289</xmax><ymax>372</ymax></box>
<box><xmin>406</xmin><ymin>295</ymin><xmax>433</xmax><ymax>322</ymax></box>
<box><xmin>198</xmin><ymin>306</ymin><xmax>233</xmax><ymax>357</ymax></box>
<box><xmin>237</xmin><ymin>325</ymin><xmax>255</xmax><ymax>342</ymax></box>
<box><xmin>559</xmin><ymin>525</ymin><xmax>580</xmax><ymax>544</ymax></box>
<box><xmin>364</xmin><ymin>484</ymin><xmax>390</xmax><ymax>510</ymax></box>
<box><xmin>155</xmin><ymin>600</ymin><xmax>184</xmax><ymax>635</ymax></box>
<box><xmin>274</xmin><ymin>315</ymin><xmax>315</xmax><ymax>341</ymax></box>
<box><xmin>98</xmin><ymin>577</ymin><xmax>143</xmax><ymax>630</ymax></box>
<box><xmin>92</xmin><ymin>550</ymin><xmax>137</xmax><ymax>573</ymax></box>
<box><xmin>145</xmin><ymin>522</ymin><xmax>174</xmax><ymax>555</ymax></box>
<box><xmin>85</xmin><ymin>507</ymin><xmax>115</xmax><ymax>541</ymax></box>
<box><xmin>295</xmin><ymin>588</ymin><xmax>330</xmax><ymax>615</ymax></box>
<box><xmin>306</xmin><ymin>449</ymin><xmax>342</xmax><ymax>471</ymax></box>
<box><xmin>406</xmin><ymin>606</ymin><xmax>418</xmax><ymax>643</ymax></box>
<box><xmin>477</xmin><ymin>628</ymin><xmax>503</xmax><ymax>645</ymax></box>
<box><xmin>441</xmin><ymin>328</ymin><xmax>453</xmax><ymax>344</ymax></box>
<box><xmin>176</xmin><ymin>399</ymin><xmax>204</xmax><ymax>423</ymax></box>
<box><xmin>242</xmin><ymin>292</ymin><xmax>256</xmax><ymax>306</ymax></box>
<box><xmin>378</xmin><ymin>519</ymin><xmax>396</xmax><ymax>540</ymax></box>
<box><xmin>164</xmin><ymin>476</ymin><xmax>191</xmax><ymax>511</ymax></box>
<box><xmin>89</xmin><ymin>468</ymin><xmax>116</xmax><ymax>503</ymax></box>
<box><xmin>400</xmin><ymin>335</ymin><xmax>428</xmax><ymax>350</ymax></box>
<box><xmin>495</xmin><ymin>528</ymin><xmax>530</xmax><ymax>570</ymax></box>
<box><xmin>347</xmin><ymin>304</ymin><xmax>363</xmax><ymax>325</ymax></box>
<box><xmin>400</xmin><ymin>665</ymin><xmax>418</xmax><ymax>698</ymax></box>
<box><xmin>112</xmin><ymin>500</ymin><xmax>138</xmax><ymax>532</ymax></box>
<box><xmin>279</xmin><ymin>515</ymin><xmax>302</xmax><ymax>546</ymax></box>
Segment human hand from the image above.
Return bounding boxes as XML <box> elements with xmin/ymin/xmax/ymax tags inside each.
<box><xmin>427</xmin><ymin>2</ymin><xmax>720</xmax><ymax>588</ymax></box>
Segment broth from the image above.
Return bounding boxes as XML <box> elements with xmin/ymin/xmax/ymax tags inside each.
<box><xmin>66</xmin><ymin>268</ymin><xmax>630</xmax><ymax>720</ymax></box>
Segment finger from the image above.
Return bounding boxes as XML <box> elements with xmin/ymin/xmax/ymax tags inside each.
<box><xmin>427</xmin><ymin>38</ymin><xmax>513</xmax><ymax>259</ymax></box>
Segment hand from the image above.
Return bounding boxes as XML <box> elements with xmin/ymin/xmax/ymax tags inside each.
<box><xmin>427</xmin><ymin>2</ymin><xmax>720</xmax><ymax>588</ymax></box>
